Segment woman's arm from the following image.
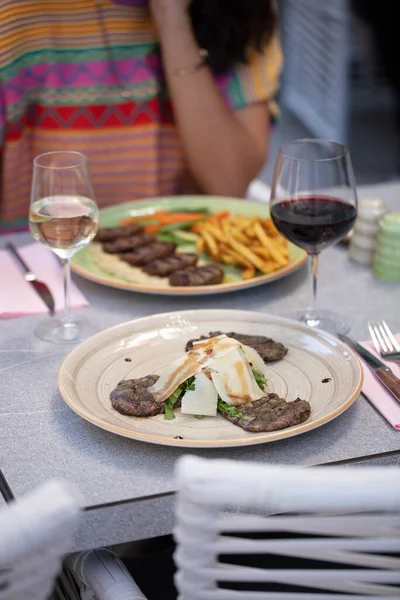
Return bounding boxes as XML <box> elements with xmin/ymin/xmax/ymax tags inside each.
<box><xmin>150</xmin><ymin>1</ymin><xmax>270</xmax><ymax>197</ymax></box>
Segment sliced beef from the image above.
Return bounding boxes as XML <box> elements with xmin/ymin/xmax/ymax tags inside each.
<box><xmin>219</xmin><ymin>332</ymin><xmax>288</xmax><ymax>362</ymax></box>
<box><xmin>143</xmin><ymin>253</ymin><xmax>198</xmax><ymax>277</ymax></box>
<box><xmin>185</xmin><ymin>335</ymin><xmax>212</xmax><ymax>351</ymax></box>
<box><xmin>185</xmin><ymin>331</ymin><xmax>288</xmax><ymax>362</ymax></box>
<box><xmin>169</xmin><ymin>264</ymin><xmax>224</xmax><ymax>287</ymax></box>
<box><xmin>103</xmin><ymin>233</ymin><xmax>156</xmax><ymax>254</ymax></box>
<box><xmin>220</xmin><ymin>393</ymin><xmax>311</xmax><ymax>433</ymax></box>
<box><xmin>95</xmin><ymin>224</ymin><xmax>142</xmax><ymax>243</ymax></box>
<box><xmin>121</xmin><ymin>242</ymin><xmax>176</xmax><ymax>267</ymax></box>
<box><xmin>110</xmin><ymin>375</ymin><xmax>162</xmax><ymax>417</ymax></box>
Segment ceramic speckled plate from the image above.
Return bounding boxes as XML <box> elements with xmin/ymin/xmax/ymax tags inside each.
<box><xmin>58</xmin><ymin>310</ymin><xmax>363</xmax><ymax>448</ymax></box>
<box><xmin>71</xmin><ymin>196</ymin><xmax>307</xmax><ymax>296</ymax></box>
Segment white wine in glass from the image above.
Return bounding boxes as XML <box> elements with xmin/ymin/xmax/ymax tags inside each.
<box><xmin>29</xmin><ymin>151</ymin><xmax>99</xmax><ymax>342</ymax></box>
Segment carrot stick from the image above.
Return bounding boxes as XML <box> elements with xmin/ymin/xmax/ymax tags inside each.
<box><xmin>157</xmin><ymin>213</ymin><xmax>206</xmax><ymax>225</ymax></box>
<box><xmin>212</xmin><ymin>211</ymin><xmax>229</xmax><ymax>221</ymax></box>
<box><xmin>144</xmin><ymin>224</ymin><xmax>162</xmax><ymax>233</ymax></box>
<box><xmin>120</xmin><ymin>210</ymin><xmax>167</xmax><ymax>226</ymax></box>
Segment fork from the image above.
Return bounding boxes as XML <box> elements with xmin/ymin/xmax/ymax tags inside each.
<box><xmin>368</xmin><ymin>320</ymin><xmax>400</xmax><ymax>363</ymax></box>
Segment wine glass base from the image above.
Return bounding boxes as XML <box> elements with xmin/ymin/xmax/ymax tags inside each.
<box><xmin>283</xmin><ymin>309</ymin><xmax>351</xmax><ymax>336</ymax></box>
<box><xmin>34</xmin><ymin>315</ymin><xmax>95</xmax><ymax>344</ymax></box>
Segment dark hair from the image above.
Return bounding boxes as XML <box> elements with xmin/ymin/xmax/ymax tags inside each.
<box><xmin>189</xmin><ymin>0</ymin><xmax>277</xmax><ymax>74</ymax></box>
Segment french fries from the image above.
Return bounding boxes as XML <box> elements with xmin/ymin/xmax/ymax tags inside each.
<box><xmin>193</xmin><ymin>213</ymin><xmax>290</xmax><ymax>279</ymax></box>
<box><xmin>202</xmin><ymin>229</ymin><xmax>219</xmax><ymax>258</ymax></box>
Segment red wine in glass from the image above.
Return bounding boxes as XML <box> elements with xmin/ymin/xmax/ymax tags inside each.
<box><xmin>271</xmin><ymin>196</ymin><xmax>357</xmax><ymax>254</ymax></box>
<box><xmin>270</xmin><ymin>139</ymin><xmax>358</xmax><ymax>334</ymax></box>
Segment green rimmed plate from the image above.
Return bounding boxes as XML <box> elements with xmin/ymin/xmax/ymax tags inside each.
<box><xmin>71</xmin><ymin>196</ymin><xmax>307</xmax><ymax>296</ymax></box>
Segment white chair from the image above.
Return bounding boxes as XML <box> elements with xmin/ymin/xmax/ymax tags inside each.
<box><xmin>0</xmin><ymin>480</ymin><xmax>81</xmax><ymax>600</ymax></box>
<box><xmin>68</xmin><ymin>548</ymin><xmax>148</xmax><ymax>600</ymax></box>
<box><xmin>174</xmin><ymin>457</ymin><xmax>400</xmax><ymax>600</ymax></box>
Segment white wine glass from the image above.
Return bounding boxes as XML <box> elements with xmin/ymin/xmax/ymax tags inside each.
<box><xmin>270</xmin><ymin>139</ymin><xmax>358</xmax><ymax>335</ymax></box>
<box><xmin>29</xmin><ymin>151</ymin><xmax>99</xmax><ymax>343</ymax></box>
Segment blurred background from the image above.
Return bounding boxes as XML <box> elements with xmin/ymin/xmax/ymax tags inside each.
<box><xmin>262</xmin><ymin>0</ymin><xmax>400</xmax><ymax>187</ymax></box>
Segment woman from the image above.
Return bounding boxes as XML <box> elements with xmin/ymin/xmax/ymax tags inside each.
<box><xmin>0</xmin><ymin>0</ymin><xmax>282</xmax><ymax>231</ymax></box>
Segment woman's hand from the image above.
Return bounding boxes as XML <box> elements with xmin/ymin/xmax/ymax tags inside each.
<box><xmin>150</xmin><ymin>0</ymin><xmax>190</xmax><ymax>33</ymax></box>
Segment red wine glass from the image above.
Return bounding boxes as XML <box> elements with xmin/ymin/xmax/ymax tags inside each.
<box><xmin>270</xmin><ymin>139</ymin><xmax>358</xmax><ymax>334</ymax></box>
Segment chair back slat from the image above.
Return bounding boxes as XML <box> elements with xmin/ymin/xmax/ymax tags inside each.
<box><xmin>174</xmin><ymin>457</ymin><xmax>400</xmax><ymax>600</ymax></box>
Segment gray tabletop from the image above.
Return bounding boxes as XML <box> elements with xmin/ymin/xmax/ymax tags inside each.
<box><xmin>1</xmin><ymin>182</ymin><xmax>399</xmax><ymax>550</ymax></box>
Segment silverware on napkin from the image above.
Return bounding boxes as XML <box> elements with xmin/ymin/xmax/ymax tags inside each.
<box><xmin>339</xmin><ymin>334</ymin><xmax>400</xmax><ymax>405</ymax></box>
<box><xmin>6</xmin><ymin>242</ymin><xmax>55</xmax><ymax>315</ymax></box>
<box><xmin>368</xmin><ymin>321</ymin><xmax>400</xmax><ymax>363</ymax></box>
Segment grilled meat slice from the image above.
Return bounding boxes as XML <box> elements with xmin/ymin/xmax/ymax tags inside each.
<box><xmin>216</xmin><ymin>332</ymin><xmax>288</xmax><ymax>362</ymax></box>
<box><xmin>110</xmin><ymin>375</ymin><xmax>162</xmax><ymax>417</ymax></box>
<box><xmin>220</xmin><ymin>393</ymin><xmax>311</xmax><ymax>433</ymax></box>
<box><xmin>185</xmin><ymin>331</ymin><xmax>288</xmax><ymax>362</ymax></box>
<box><xmin>169</xmin><ymin>264</ymin><xmax>224</xmax><ymax>287</ymax></box>
<box><xmin>120</xmin><ymin>242</ymin><xmax>176</xmax><ymax>267</ymax></box>
<box><xmin>103</xmin><ymin>233</ymin><xmax>156</xmax><ymax>254</ymax></box>
<box><xmin>143</xmin><ymin>253</ymin><xmax>198</xmax><ymax>277</ymax></box>
<box><xmin>95</xmin><ymin>224</ymin><xmax>142</xmax><ymax>243</ymax></box>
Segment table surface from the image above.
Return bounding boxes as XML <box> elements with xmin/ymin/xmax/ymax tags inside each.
<box><xmin>1</xmin><ymin>182</ymin><xmax>399</xmax><ymax>550</ymax></box>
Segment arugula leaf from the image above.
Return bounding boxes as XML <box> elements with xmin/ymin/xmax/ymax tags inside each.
<box><xmin>169</xmin><ymin>387</ymin><xmax>182</xmax><ymax>402</ymax></box>
<box><xmin>164</xmin><ymin>394</ymin><xmax>180</xmax><ymax>421</ymax></box>
<box><xmin>217</xmin><ymin>399</ymin><xmax>253</xmax><ymax>422</ymax></box>
<box><xmin>164</xmin><ymin>376</ymin><xmax>196</xmax><ymax>420</ymax></box>
<box><xmin>181</xmin><ymin>376</ymin><xmax>196</xmax><ymax>392</ymax></box>
<box><xmin>164</xmin><ymin>402</ymin><xmax>175</xmax><ymax>420</ymax></box>
<box><xmin>252</xmin><ymin>368</ymin><xmax>267</xmax><ymax>391</ymax></box>
<box><xmin>194</xmin><ymin>415</ymin><xmax>204</xmax><ymax>420</ymax></box>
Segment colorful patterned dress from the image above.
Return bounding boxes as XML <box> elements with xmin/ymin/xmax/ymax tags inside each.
<box><xmin>0</xmin><ymin>0</ymin><xmax>282</xmax><ymax>231</ymax></box>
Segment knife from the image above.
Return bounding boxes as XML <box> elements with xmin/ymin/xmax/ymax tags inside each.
<box><xmin>339</xmin><ymin>334</ymin><xmax>400</xmax><ymax>405</ymax></box>
<box><xmin>6</xmin><ymin>242</ymin><xmax>55</xmax><ymax>315</ymax></box>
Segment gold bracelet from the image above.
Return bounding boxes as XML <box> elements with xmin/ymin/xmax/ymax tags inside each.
<box><xmin>173</xmin><ymin>48</ymin><xmax>209</xmax><ymax>78</ymax></box>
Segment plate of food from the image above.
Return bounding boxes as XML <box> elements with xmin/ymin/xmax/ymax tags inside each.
<box><xmin>71</xmin><ymin>196</ymin><xmax>307</xmax><ymax>295</ymax></box>
<box><xmin>58</xmin><ymin>309</ymin><xmax>363</xmax><ymax>448</ymax></box>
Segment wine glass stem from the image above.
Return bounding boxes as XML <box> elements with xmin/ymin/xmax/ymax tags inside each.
<box><xmin>308</xmin><ymin>254</ymin><xmax>319</xmax><ymax>316</ymax></box>
<box><xmin>61</xmin><ymin>258</ymin><xmax>73</xmax><ymax>326</ymax></box>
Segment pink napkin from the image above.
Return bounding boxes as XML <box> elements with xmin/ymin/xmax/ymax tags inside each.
<box><xmin>360</xmin><ymin>336</ymin><xmax>400</xmax><ymax>430</ymax></box>
<box><xmin>0</xmin><ymin>242</ymin><xmax>88</xmax><ymax>318</ymax></box>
